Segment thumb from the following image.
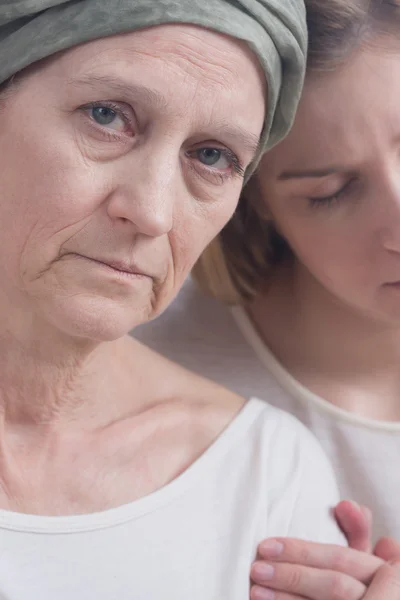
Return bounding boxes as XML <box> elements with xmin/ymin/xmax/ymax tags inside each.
<box><xmin>362</xmin><ymin>557</ymin><xmax>400</xmax><ymax>599</ymax></box>
<box><xmin>335</xmin><ymin>500</ymin><xmax>372</xmax><ymax>552</ymax></box>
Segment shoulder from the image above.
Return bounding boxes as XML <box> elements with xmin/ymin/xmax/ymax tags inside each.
<box><xmin>257</xmin><ymin>402</ymin><xmax>338</xmax><ymax>488</ymax></box>
<box><xmin>133</xmin><ymin>336</ymin><xmax>247</xmax><ymax>425</ymax></box>
<box><xmin>250</xmin><ymin>400</ymin><xmax>324</xmax><ymax>449</ymax></box>
<box><xmin>251</xmin><ymin>402</ymin><xmax>345</xmax><ymax>544</ymax></box>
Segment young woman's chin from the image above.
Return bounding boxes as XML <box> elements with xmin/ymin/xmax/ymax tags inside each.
<box><xmin>375</xmin><ymin>285</ymin><xmax>400</xmax><ymax>325</ymax></box>
<box><xmin>336</xmin><ymin>288</ymin><xmax>400</xmax><ymax>328</ymax></box>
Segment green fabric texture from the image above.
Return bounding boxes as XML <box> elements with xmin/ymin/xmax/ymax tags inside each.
<box><xmin>0</xmin><ymin>0</ymin><xmax>307</xmax><ymax>155</ymax></box>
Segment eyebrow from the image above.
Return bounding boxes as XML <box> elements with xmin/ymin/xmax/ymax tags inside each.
<box><xmin>67</xmin><ymin>73</ymin><xmax>261</xmax><ymax>159</ymax></box>
<box><xmin>278</xmin><ymin>167</ymin><xmax>347</xmax><ymax>180</ymax></box>
<box><xmin>67</xmin><ymin>74</ymin><xmax>168</xmax><ymax>111</ymax></box>
<box><xmin>213</xmin><ymin>122</ymin><xmax>261</xmax><ymax>159</ymax></box>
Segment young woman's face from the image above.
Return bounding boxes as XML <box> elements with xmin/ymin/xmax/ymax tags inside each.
<box><xmin>257</xmin><ymin>44</ymin><xmax>400</xmax><ymax>324</ymax></box>
<box><xmin>0</xmin><ymin>25</ymin><xmax>265</xmax><ymax>341</ymax></box>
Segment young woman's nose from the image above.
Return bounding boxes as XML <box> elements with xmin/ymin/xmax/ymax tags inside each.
<box><xmin>378</xmin><ymin>168</ymin><xmax>400</xmax><ymax>253</ymax></box>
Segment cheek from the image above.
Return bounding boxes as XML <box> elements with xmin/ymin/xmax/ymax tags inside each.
<box><xmin>170</xmin><ymin>193</ymin><xmax>240</xmax><ymax>282</ymax></box>
<box><xmin>279</xmin><ymin>217</ymin><xmax>369</xmax><ymax>287</ymax></box>
<box><xmin>0</xmin><ymin>126</ymin><xmax>111</xmax><ymax>274</ymax></box>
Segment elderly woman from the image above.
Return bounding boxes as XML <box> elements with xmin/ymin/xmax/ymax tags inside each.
<box><xmin>0</xmin><ymin>0</ymin><xmax>348</xmax><ymax>598</ymax></box>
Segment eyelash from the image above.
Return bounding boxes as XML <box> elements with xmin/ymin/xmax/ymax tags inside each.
<box><xmin>224</xmin><ymin>152</ymin><xmax>245</xmax><ymax>179</ymax></box>
<box><xmin>308</xmin><ymin>178</ymin><xmax>355</xmax><ymax>209</ymax></box>
<box><xmin>81</xmin><ymin>101</ymin><xmax>246</xmax><ymax>181</ymax></box>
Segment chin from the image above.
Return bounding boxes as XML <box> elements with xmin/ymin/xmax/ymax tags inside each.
<box><xmin>41</xmin><ymin>294</ymin><xmax>152</xmax><ymax>342</ymax></box>
<box><xmin>378</xmin><ymin>308</ymin><xmax>400</xmax><ymax>326</ymax></box>
<box><xmin>368</xmin><ymin>287</ymin><xmax>400</xmax><ymax>325</ymax></box>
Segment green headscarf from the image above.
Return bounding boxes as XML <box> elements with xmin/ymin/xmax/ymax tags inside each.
<box><xmin>0</xmin><ymin>0</ymin><xmax>307</xmax><ymax>157</ymax></box>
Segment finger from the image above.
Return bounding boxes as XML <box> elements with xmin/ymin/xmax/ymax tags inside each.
<box><xmin>251</xmin><ymin>585</ymin><xmax>300</xmax><ymax>599</ymax></box>
<box><xmin>374</xmin><ymin>537</ymin><xmax>400</xmax><ymax>562</ymax></box>
<box><xmin>250</xmin><ymin>560</ymin><xmax>367</xmax><ymax>600</ymax></box>
<box><xmin>335</xmin><ymin>500</ymin><xmax>372</xmax><ymax>552</ymax></box>
<box><xmin>363</xmin><ymin>559</ymin><xmax>400</xmax><ymax>599</ymax></box>
<box><xmin>360</xmin><ymin>506</ymin><xmax>373</xmax><ymax>535</ymax></box>
<box><xmin>250</xmin><ymin>586</ymin><xmax>275</xmax><ymax>600</ymax></box>
<box><xmin>257</xmin><ymin>538</ymin><xmax>383</xmax><ymax>583</ymax></box>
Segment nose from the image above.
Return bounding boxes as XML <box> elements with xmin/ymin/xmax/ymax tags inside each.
<box><xmin>379</xmin><ymin>172</ymin><xmax>400</xmax><ymax>253</ymax></box>
<box><xmin>107</xmin><ymin>149</ymin><xmax>177</xmax><ymax>238</ymax></box>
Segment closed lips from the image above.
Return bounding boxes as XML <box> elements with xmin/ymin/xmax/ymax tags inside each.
<box><xmin>73</xmin><ymin>254</ymin><xmax>149</xmax><ymax>277</ymax></box>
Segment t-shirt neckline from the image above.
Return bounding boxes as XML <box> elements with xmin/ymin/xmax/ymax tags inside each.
<box><xmin>231</xmin><ymin>305</ymin><xmax>400</xmax><ymax>432</ymax></box>
<box><xmin>0</xmin><ymin>397</ymin><xmax>266</xmax><ymax>534</ymax></box>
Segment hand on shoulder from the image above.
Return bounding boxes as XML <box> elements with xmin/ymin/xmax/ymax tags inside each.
<box><xmin>250</xmin><ymin>501</ymin><xmax>400</xmax><ymax>600</ymax></box>
<box><xmin>251</xmin><ymin>537</ymin><xmax>400</xmax><ymax>600</ymax></box>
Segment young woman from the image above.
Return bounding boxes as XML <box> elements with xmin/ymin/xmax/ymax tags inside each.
<box><xmin>136</xmin><ymin>0</ymin><xmax>400</xmax><ymax>597</ymax></box>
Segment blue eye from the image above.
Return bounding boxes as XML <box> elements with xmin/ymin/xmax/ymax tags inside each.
<box><xmin>90</xmin><ymin>105</ymin><xmax>127</xmax><ymax>132</ymax></box>
<box><xmin>91</xmin><ymin>106</ymin><xmax>118</xmax><ymax>126</ymax></box>
<box><xmin>192</xmin><ymin>147</ymin><xmax>244</xmax><ymax>178</ymax></box>
<box><xmin>82</xmin><ymin>102</ymin><xmax>132</xmax><ymax>134</ymax></box>
<box><xmin>197</xmin><ymin>148</ymin><xmax>226</xmax><ymax>167</ymax></box>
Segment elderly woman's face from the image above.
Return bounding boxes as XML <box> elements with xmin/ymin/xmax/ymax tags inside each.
<box><xmin>0</xmin><ymin>25</ymin><xmax>265</xmax><ymax>340</ymax></box>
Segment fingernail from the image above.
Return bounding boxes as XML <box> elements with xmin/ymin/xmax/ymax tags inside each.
<box><xmin>259</xmin><ymin>540</ymin><xmax>284</xmax><ymax>558</ymax></box>
<box><xmin>252</xmin><ymin>586</ymin><xmax>275</xmax><ymax>600</ymax></box>
<box><xmin>251</xmin><ymin>562</ymin><xmax>275</xmax><ymax>581</ymax></box>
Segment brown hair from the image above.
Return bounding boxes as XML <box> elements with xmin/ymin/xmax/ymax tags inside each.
<box><xmin>193</xmin><ymin>0</ymin><xmax>400</xmax><ymax>304</ymax></box>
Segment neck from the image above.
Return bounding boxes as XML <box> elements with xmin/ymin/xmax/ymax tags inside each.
<box><xmin>250</xmin><ymin>261</ymin><xmax>400</xmax><ymax>418</ymax></box>
<box><xmin>0</xmin><ymin>318</ymin><xmax>141</xmax><ymax>429</ymax></box>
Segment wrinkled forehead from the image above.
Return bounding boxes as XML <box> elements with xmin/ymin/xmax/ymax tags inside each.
<box><xmin>48</xmin><ymin>27</ymin><xmax>261</xmax><ymax>105</ymax></box>
<box><xmin>57</xmin><ymin>24</ymin><xmax>263</xmax><ymax>84</ymax></box>
<box><xmin>29</xmin><ymin>26</ymin><xmax>264</xmax><ymax>147</ymax></box>
<box><xmin>261</xmin><ymin>46</ymin><xmax>400</xmax><ymax>178</ymax></box>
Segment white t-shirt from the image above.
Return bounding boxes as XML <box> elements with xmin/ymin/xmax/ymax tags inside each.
<box><xmin>0</xmin><ymin>399</ymin><xmax>343</xmax><ymax>600</ymax></box>
<box><xmin>135</xmin><ymin>278</ymin><xmax>400</xmax><ymax>542</ymax></box>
